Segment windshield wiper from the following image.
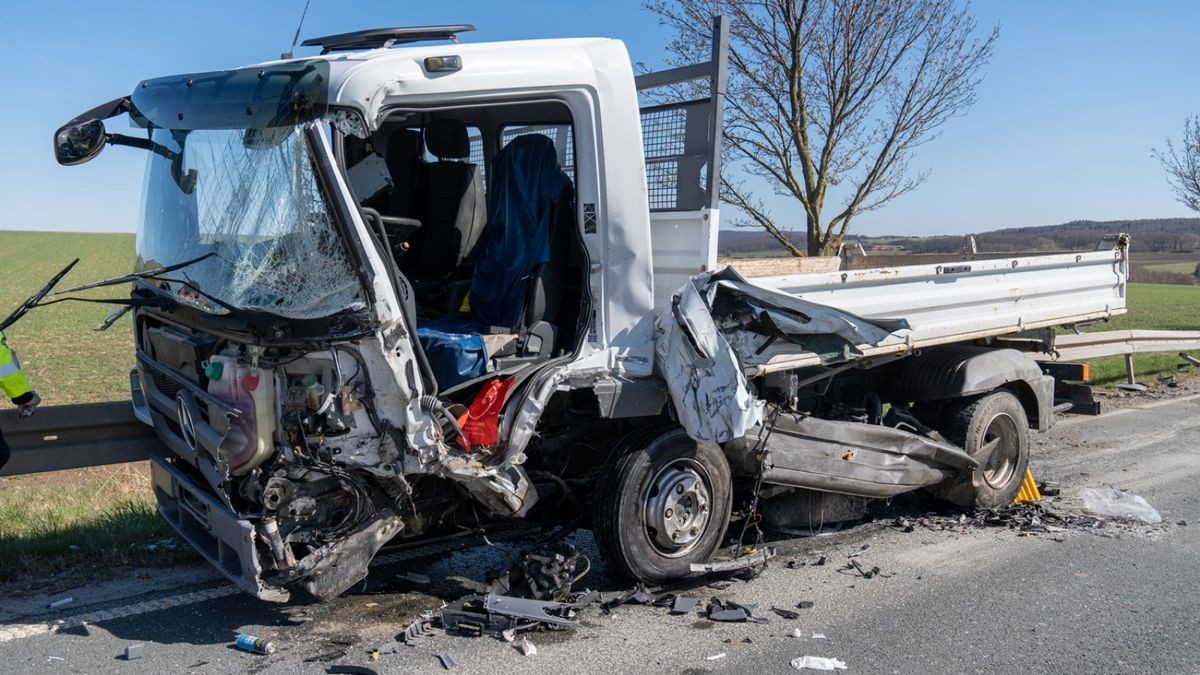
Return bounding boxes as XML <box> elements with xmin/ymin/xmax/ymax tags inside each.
<box><xmin>44</xmin><ymin>252</ymin><xmax>215</xmax><ymax>297</ymax></box>
<box><xmin>0</xmin><ymin>258</ymin><xmax>79</xmax><ymax>331</ymax></box>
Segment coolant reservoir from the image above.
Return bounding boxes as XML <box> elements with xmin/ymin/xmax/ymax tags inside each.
<box><xmin>234</xmin><ymin>367</ymin><xmax>277</xmax><ymax>476</ymax></box>
<box><xmin>207</xmin><ymin>357</ymin><xmax>258</xmax><ymax>473</ymax></box>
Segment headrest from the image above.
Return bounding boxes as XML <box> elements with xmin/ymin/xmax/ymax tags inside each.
<box><xmin>424</xmin><ymin>119</ymin><xmax>470</xmax><ymax>160</ymax></box>
<box><xmin>385</xmin><ymin>129</ymin><xmax>424</xmax><ymax>176</ymax></box>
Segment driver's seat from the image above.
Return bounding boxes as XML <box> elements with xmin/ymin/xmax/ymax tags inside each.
<box><xmin>417</xmin><ymin>134</ymin><xmax>573</xmax><ymax>389</ymax></box>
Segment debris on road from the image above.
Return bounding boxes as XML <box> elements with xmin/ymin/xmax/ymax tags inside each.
<box><xmin>1081</xmin><ymin>488</ymin><xmax>1163</xmax><ymax>524</ymax></box>
<box><xmin>789</xmin><ymin>628</ymin><xmax>804</xmax><ymax>638</ymax></box>
<box><xmin>811</xmin><ymin>633</ymin><xmax>827</xmax><ymax>639</ymax></box>
<box><xmin>399</xmin><ymin>618</ymin><xmax>434</xmax><ymax>644</ymax></box>
<box><xmin>124</xmin><ymin>644</ymin><xmax>144</xmax><ymax>661</ymax></box>
<box><xmin>689</xmin><ymin>547</ymin><xmax>777</xmax><ymax>574</ymax></box>
<box><xmin>705</xmin><ymin>598</ymin><xmax>767</xmax><ymax>623</ymax></box>
<box><xmin>771</xmin><ymin>606</ymin><xmax>801</xmax><ymax>620</ymax></box>
<box><xmin>604</xmin><ymin>582</ymin><xmax>656</xmax><ymax>610</ymax></box>
<box><xmin>490</xmin><ymin>542</ymin><xmax>589</xmax><ymax>602</ymax></box>
<box><xmin>706</xmin><ymin>652</ymin><xmax>727</xmax><ymax>661</ymax></box>
<box><xmin>46</xmin><ymin>596</ymin><xmax>74</xmax><ymax>610</ymax></box>
<box><xmin>234</xmin><ymin>633</ymin><xmax>277</xmax><ymax>655</ymax></box>
<box><xmin>326</xmin><ymin>666</ymin><xmax>379</xmax><ymax>675</ymax></box>
<box><xmin>797</xmin><ymin>601</ymin><xmax>816</xmax><ymax>609</ymax></box>
<box><xmin>791</xmin><ymin>655</ymin><xmax>847</xmax><ymax>671</ymax></box>
<box><xmin>516</xmin><ymin>637</ymin><xmax>538</xmax><ymax>656</ymax></box>
<box><xmin>670</xmin><ymin>596</ymin><xmax>699</xmax><ymax>615</ymax></box>
<box><xmin>847</xmin><ymin>559</ymin><xmax>882</xmax><ymax>579</ymax></box>
<box><xmin>436</xmin><ymin>652</ymin><xmax>456</xmax><ymax>670</ymax></box>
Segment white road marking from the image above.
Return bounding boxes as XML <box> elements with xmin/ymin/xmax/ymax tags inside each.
<box><xmin>0</xmin><ymin>585</ymin><xmax>238</xmax><ymax>643</ymax></box>
<box><xmin>0</xmin><ymin>530</ymin><xmax>523</xmax><ymax>643</ymax></box>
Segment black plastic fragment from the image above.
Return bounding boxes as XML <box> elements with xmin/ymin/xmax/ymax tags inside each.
<box><xmin>797</xmin><ymin>601</ymin><xmax>815</xmax><ymax>609</ymax></box>
<box><xmin>436</xmin><ymin>653</ymin><xmax>456</xmax><ymax>670</ymax></box>
<box><xmin>326</xmin><ymin>667</ymin><xmax>379</xmax><ymax>675</ymax></box>
<box><xmin>771</xmin><ymin>606</ymin><xmax>800</xmax><ymax>620</ymax></box>
<box><xmin>670</xmin><ymin>596</ymin><xmax>698</xmax><ymax>615</ymax></box>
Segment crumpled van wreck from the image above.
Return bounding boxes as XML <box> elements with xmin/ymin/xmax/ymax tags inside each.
<box><xmin>54</xmin><ymin>20</ymin><xmax>1128</xmax><ymax>601</ymax></box>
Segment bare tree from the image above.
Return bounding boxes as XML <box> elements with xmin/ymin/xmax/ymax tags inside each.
<box><xmin>1155</xmin><ymin>116</ymin><xmax>1200</xmax><ymax>213</ymax></box>
<box><xmin>647</xmin><ymin>0</ymin><xmax>998</xmax><ymax>256</ymax></box>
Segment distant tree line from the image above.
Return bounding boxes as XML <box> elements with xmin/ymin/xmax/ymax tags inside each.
<box><xmin>718</xmin><ymin>218</ymin><xmax>1200</xmax><ymax>256</ymax></box>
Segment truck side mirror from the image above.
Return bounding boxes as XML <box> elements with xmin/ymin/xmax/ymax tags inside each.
<box><xmin>54</xmin><ymin>119</ymin><xmax>107</xmax><ymax>166</ymax></box>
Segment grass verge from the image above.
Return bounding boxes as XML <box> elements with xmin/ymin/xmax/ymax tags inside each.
<box><xmin>0</xmin><ymin>463</ymin><xmax>197</xmax><ymax>593</ymax></box>
<box><xmin>1080</xmin><ymin>283</ymin><xmax>1200</xmax><ymax>385</ymax></box>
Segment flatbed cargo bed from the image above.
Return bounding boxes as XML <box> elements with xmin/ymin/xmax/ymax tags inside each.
<box><xmin>739</xmin><ymin>242</ymin><xmax>1128</xmax><ymax>375</ymax></box>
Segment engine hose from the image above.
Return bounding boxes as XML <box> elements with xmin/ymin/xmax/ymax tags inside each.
<box><xmin>419</xmin><ymin>395</ymin><xmax>465</xmax><ymax>442</ymax></box>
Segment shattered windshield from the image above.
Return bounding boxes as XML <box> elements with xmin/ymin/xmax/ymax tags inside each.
<box><xmin>137</xmin><ymin>123</ymin><xmax>365</xmax><ymax>320</ymax></box>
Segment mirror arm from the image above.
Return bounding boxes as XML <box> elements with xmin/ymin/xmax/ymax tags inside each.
<box><xmin>105</xmin><ymin>133</ymin><xmax>179</xmax><ymax>162</ymax></box>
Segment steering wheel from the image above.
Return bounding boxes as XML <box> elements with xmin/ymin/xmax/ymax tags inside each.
<box><xmin>360</xmin><ymin>207</ymin><xmax>421</xmax><ymax>255</ymax></box>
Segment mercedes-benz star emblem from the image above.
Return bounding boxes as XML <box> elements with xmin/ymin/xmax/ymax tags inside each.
<box><xmin>175</xmin><ymin>394</ymin><xmax>199</xmax><ymax>453</ymax></box>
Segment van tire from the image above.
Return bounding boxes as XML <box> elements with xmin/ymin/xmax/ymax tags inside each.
<box><xmin>592</xmin><ymin>425</ymin><xmax>732</xmax><ymax>583</ymax></box>
<box><xmin>934</xmin><ymin>391</ymin><xmax>1030</xmax><ymax>509</ymax></box>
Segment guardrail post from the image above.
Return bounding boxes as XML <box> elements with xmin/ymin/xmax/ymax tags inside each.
<box><xmin>1118</xmin><ymin>353</ymin><xmax>1147</xmax><ymax>392</ymax></box>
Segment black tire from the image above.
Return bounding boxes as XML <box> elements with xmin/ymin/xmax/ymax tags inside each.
<box><xmin>934</xmin><ymin>391</ymin><xmax>1030</xmax><ymax>509</ymax></box>
<box><xmin>592</xmin><ymin>425</ymin><xmax>732</xmax><ymax>583</ymax></box>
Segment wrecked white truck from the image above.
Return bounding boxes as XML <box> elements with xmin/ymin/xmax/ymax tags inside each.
<box><xmin>53</xmin><ymin>21</ymin><xmax>1127</xmax><ymax>601</ymax></box>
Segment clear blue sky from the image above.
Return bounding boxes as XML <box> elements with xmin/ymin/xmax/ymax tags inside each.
<box><xmin>1</xmin><ymin>1</ymin><xmax>1196</xmax><ymax>237</ymax></box>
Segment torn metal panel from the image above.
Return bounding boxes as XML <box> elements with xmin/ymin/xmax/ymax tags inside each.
<box><xmin>725</xmin><ymin>414</ymin><xmax>977</xmax><ymax>499</ymax></box>
<box><xmin>655</xmin><ymin>267</ymin><xmax>903</xmax><ymax>443</ymax></box>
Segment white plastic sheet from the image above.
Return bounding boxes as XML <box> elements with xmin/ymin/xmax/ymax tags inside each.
<box><xmin>1080</xmin><ymin>487</ymin><xmax>1162</xmax><ymax>524</ymax></box>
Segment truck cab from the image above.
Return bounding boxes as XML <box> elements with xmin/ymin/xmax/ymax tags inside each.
<box><xmin>54</xmin><ymin>23</ymin><xmax>729</xmax><ymax>601</ymax></box>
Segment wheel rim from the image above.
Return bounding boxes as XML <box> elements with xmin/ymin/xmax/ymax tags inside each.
<box><xmin>643</xmin><ymin>458</ymin><xmax>712</xmax><ymax>557</ymax></box>
<box><xmin>979</xmin><ymin>412</ymin><xmax>1020</xmax><ymax>490</ymax></box>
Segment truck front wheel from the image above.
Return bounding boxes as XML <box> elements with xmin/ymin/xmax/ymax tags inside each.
<box><xmin>593</xmin><ymin>426</ymin><xmax>732</xmax><ymax>583</ymax></box>
<box><xmin>935</xmin><ymin>391</ymin><xmax>1030</xmax><ymax>509</ymax></box>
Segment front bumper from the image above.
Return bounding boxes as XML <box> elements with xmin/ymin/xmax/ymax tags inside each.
<box><xmin>150</xmin><ymin>455</ymin><xmax>287</xmax><ymax>601</ymax></box>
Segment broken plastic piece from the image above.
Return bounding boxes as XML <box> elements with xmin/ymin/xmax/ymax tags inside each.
<box><xmin>690</xmin><ymin>546</ymin><xmax>776</xmax><ymax>574</ymax></box>
<box><xmin>789</xmin><ymin>628</ymin><xmax>803</xmax><ymax>638</ymax></box>
<box><xmin>791</xmin><ymin>655</ymin><xmax>846</xmax><ymax>671</ymax></box>
<box><xmin>46</xmin><ymin>596</ymin><xmax>74</xmax><ymax>609</ymax></box>
<box><xmin>456</xmin><ymin>376</ymin><xmax>517</xmax><ymax>449</ymax></box>
<box><xmin>771</xmin><ymin>606</ymin><xmax>800</xmax><ymax>620</ymax></box>
<box><xmin>1080</xmin><ymin>487</ymin><xmax>1162</xmax><ymax>524</ymax></box>
<box><xmin>707</xmin><ymin>653</ymin><xmax>727</xmax><ymax>661</ymax></box>
<box><xmin>399</xmin><ymin>619</ymin><xmax>433</xmax><ymax>644</ymax></box>
<box><xmin>812</xmin><ymin>633</ymin><xmax>827</xmax><ymax>639</ymax></box>
<box><xmin>436</xmin><ymin>652</ymin><xmax>456</xmax><ymax>670</ymax></box>
<box><xmin>705</xmin><ymin>598</ymin><xmax>765</xmax><ymax>623</ymax></box>
<box><xmin>501</xmin><ymin>628</ymin><xmax>516</xmax><ymax>642</ymax></box>
<box><xmin>604</xmin><ymin>582</ymin><xmax>656</xmax><ymax>610</ymax></box>
<box><xmin>670</xmin><ymin>596</ymin><xmax>698</xmax><ymax>615</ymax></box>
<box><xmin>798</xmin><ymin>601</ymin><xmax>815</xmax><ymax>609</ymax></box>
<box><xmin>124</xmin><ymin>644</ymin><xmax>145</xmax><ymax>661</ymax></box>
<box><xmin>516</xmin><ymin>637</ymin><xmax>538</xmax><ymax>656</ymax></box>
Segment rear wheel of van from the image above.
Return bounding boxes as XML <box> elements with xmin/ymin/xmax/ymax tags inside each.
<box><xmin>934</xmin><ymin>390</ymin><xmax>1030</xmax><ymax>509</ymax></box>
<box><xmin>593</xmin><ymin>426</ymin><xmax>732</xmax><ymax>583</ymax></box>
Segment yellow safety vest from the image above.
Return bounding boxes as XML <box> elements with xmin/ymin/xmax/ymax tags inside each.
<box><xmin>0</xmin><ymin>330</ymin><xmax>32</xmax><ymax>402</ymax></box>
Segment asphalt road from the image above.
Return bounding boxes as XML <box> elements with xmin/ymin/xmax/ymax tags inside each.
<box><xmin>2</xmin><ymin>393</ymin><xmax>1198</xmax><ymax>674</ymax></box>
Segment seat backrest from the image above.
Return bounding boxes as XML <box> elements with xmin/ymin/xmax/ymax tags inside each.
<box><xmin>384</xmin><ymin>129</ymin><xmax>425</xmax><ymax>218</ymax></box>
<box><xmin>469</xmin><ymin>134</ymin><xmax>573</xmax><ymax>330</ymax></box>
<box><xmin>414</xmin><ymin>119</ymin><xmax>485</xmax><ymax>280</ymax></box>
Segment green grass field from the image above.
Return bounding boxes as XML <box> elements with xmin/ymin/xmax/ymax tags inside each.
<box><xmin>0</xmin><ymin>231</ymin><xmax>193</xmax><ymax>590</ymax></box>
<box><xmin>1145</xmin><ymin>261</ymin><xmax>1198</xmax><ymax>275</ymax></box>
<box><xmin>1080</xmin><ymin>282</ymin><xmax>1200</xmax><ymax>384</ymax></box>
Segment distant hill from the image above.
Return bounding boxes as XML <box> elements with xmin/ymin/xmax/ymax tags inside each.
<box><xmin>718</xmin><ymin>218</ymin><xmax>1200</xmax><ymax>255</ymax></box>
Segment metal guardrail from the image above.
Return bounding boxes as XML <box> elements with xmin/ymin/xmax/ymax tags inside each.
<box><xmin>1047</xmin><ymin>330</ymin><xmax>1200</xmax><ymax>361</ymax></box>
<box><xmin>0</xmin><ymin>401</ymin><xmax>160</xmax><ymax>477</ymax></box>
